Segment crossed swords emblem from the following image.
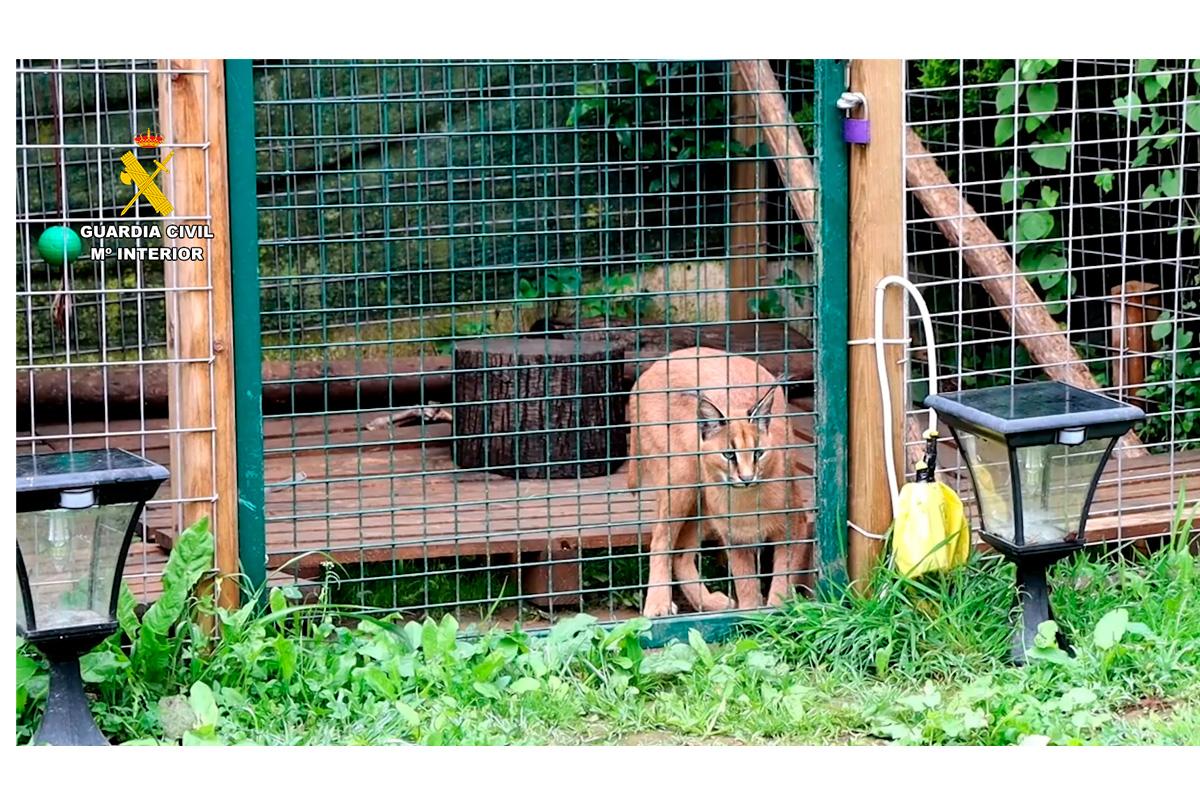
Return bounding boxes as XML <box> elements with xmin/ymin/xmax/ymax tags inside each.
<box><xmin>119</xmin><ymin>149</ymin><xmax>174</xmax><ymax>216</ymax></box>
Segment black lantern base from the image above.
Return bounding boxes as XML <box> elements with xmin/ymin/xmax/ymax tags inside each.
<box><xmin>1011</xmin><ymin>558</ymin><xmax>1073</xmax><ymax>666</ymax></box>
<box><xmin>26</xmin><ymin>627</ymin><xmax>115</xmax><ymax>746</ymax></box>
<box><xmin>36</xmin><ymin>656</ymin><xmax>109</xmax><ymax>746</ymax></box>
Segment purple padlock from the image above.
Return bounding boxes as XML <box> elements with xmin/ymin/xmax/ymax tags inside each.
<box><xmin>843</xmin><ymin>117</ymin><xmax>871</xmax><ymax>144</ymax></box>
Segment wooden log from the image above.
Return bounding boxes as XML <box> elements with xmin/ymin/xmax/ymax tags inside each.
<box><xmin>452</xmin><ymin>338</ymin><xmax>627</xmax><ymax>479</ymax></box>
<box><xmin>1108</xmin><ymin>281</ymin><xmax>1160</xmax><ymax>410</ymax></box>
<box><xmin>729</xmin><ymin>65</ymin><xmax>768</xmax><ymax>320</ymax></box>
<box><xmin>847</xmin><ymin>61</ymin><xmax>904</xmax><ymax>592</ymax></box>
<box><xmin>17</xmin><ymin>358</ymin><xmax>457</xmax><ymax>425</ymax></box>
<box><xmin>904</xmin><ymin>128</ymin><xmax>1148</xmax><ymax>456</ymax></box>
<box><xmin>521</xmin><ymin>539</ymin><xmax>584</xmax><ymax>611</ymax></box>
<box><xmin>731</xmin><ymin>60</ymin><xmax>818</xmax><ymax>247</ymax></box>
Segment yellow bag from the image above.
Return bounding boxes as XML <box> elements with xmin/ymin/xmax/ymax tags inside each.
<box><xmin>891</xmin><ymin>478</ymin><xmax>971</xmax><ymax>578</ymax></box>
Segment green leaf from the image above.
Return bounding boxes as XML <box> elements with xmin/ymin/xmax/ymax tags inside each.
<box><xmin>1094</xmin><ymin>169</ymin><xmax>1115</xmax><ymax>194</ymax></box>
<box><xmin>268</xmin><ymin>585</ymin><xmax>287</xmax><ymax>615</ymax></box>
<box><xmin>473</xmin><ymin>680</ymin><xmax>502</xmax><ymax>700</ymax></box>
<box><xmin>687</xmin><ymin>628</ymin><xmax>714</xmax><ymax>667</ymax></box>
<box><xmin>959</xmin><ymin>708</ymin><xmax>989</xmax><ymax>730</ymax></box>
<box><xmin>873</xmin><ymin>642</ymin><xmax>893</xmax><ymax>678</ymax></box>
<box><xmin>134</xmin><ymin>517</ymin><xmax>213</xmax><ymax>687</ymax></box>
<box><xmin>1059</xmin><ymin>686</ymin><xmax>1098</xmax><ymax>711</ymax></box>
<box><xmin>1093</xmin><ymin>608</ymin><xmax>1129</xmax><ymax>650</ymax></box>
<box><xmin>1025</xmin><ymin>82</ymin><xmax>1059</xmax><ymax>129</ymax></box>
<box><xmin>274</xmin><ymin>636</ymin><xmax>296</xmax><ymax>681</ymax></box>
<box><xmin>510</xmin><ymin>676</ymin><xmax>542</xmax><ymax>695</ymax></box>
<box><xmin>1115</xmin><ymin>92</ymin><xmax>1141</xmax><ymax>123</ymax></box>
<box><xmin>1154</xmin><ymin>128</ymin><xmax>1180</xmax><ymax>150</ymax></box>
<box><xmin>361</xmin><ymin>665</ymin><xmax>398</xmax><ymax>699</ymax></box>
<box><xmin>393</xmin><ymin>700</ymin><xmax>420</xmax><ymax>727</ymax></box>
<box><xmin>1001</xmin><ymin>167</ymin><xmax>1032</xmax><ymax>204</ymax></box>
<box><xmin>1017</xmin><ymin>210</ymin><xmax>1054</xmax><ymax>242</ymax></box>
<box><xmin>1151</xmin><ymin>313</ymin><xmax>1173</xmax><ymax>342</ymax></box>
<box><xmin>1144</xmin><ymin>75</ymin><xmax>1165</xmax><ymax>102</ymax></box>
<box><xmin>1031</xmin><ymin>145</ymin><xmax>1068</xmax><ymax>170</ymax></box>
<box><xmin>1039</xmin><ymin>186</ymin><xmax>1060</xmax><ymax>208</ymax></box>
<box><xmin>1034</xmin><ymin>619</ymin><xmax>1060</xmax><ymax>649</ymax></box>
<box><xmin>640</xmin><ymin>642</ymin><xmax>696</xmax><ymax>676</ymax></box>
<box><xmin>1161</xmin><ymin>169</ymin><xmax>1182</xmax><ymax>198</ymax></box>
<box><xmin>994</xmin><ymin>116</ymin><xmax>1016</xmax><ymax>146</ymax></box>
<box><xmin>1186</xmin><ymin>101</ymin><xmax>1200</xmax><ymax>133</ymax></box>
<box><xmin>1028</xmin><ymin>644</ymin><xmax>1074</xmax><ymax>665</ymax></box>
<box><xmin>1020</xmin><ymin>59</ymin><xmax>1056</xmax><ymax>81</ymax></box>
<box><xmin>1037</xmin><ymin>268</ymin><xmax>1065</xmax><ymax>291</ymax></box>
<box><xmin>182</xmin><ymin>730</ymin><xmax>222</xmax><ymax>746</ymax></box>
<box><xmin>898</xmin><ymin>686</ymin><xmax>942</xmax><ymax>711</ymax></box>
<box><xmin>439</xmin><ymin>614</ymin><xmax>459</xmax><ymax>649</ymax></box>
<box><xmin>420</xmin><ymin>617</ymin><xmax>441</xmax><ymax>657</ymax></box>
<box><xmin>1142</xmin><ymin>184</ymin><xmax>1163</xmax><ymax>208</ymax></box>
<box><xmin>1124</xmin><ymin>621</ymin><xmax>1157</xmax><ymax>641</ymax></box>
<box><xmin>1136</xmin><ymin>59</ymin><xmax>1157</xmax><ymax>76</ymax></box>
<box><xmin>189</xmin><ymin>680</ymin><xmax>220</xmax><ymax>733</ymax></box>
<box><xmin>1131</xmin><ymin>146</ymin><xmax>1152</xmax><ymax>169</ymax></box>
<box><xmin>16</xmin><ymin>651</ymin><xmax>40</xmax><ymax>687</ymax></box>
<box><xmin>81</xmin><ymin>649</ymin><xmax>129</xmax><ymax>683</ymax></box>
<box><xmin>117</xmin><ymin>582</ymin><xmax>140</xmax><ymax>640</ymax></box>
<box><xmin>995</xmin><ymin>68</ymin><xmax>1020</xmax><ymax>113</ymax></box>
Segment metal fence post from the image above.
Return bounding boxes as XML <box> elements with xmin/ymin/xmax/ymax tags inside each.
<box><xmin>814</xmin><ymin>59</ymin><xmax>851</xmax><ymax>592</ymax></box>
<box><xmin>224</xmin><ymin>59</ymin><xmax>266</xmax><ymax>598</ymax></box>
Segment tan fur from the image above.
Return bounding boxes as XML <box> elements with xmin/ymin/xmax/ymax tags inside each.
<box><xmin>627</xmin><ymin>346</ymin><xmax>813</xmax><ymax>617</ymax></box>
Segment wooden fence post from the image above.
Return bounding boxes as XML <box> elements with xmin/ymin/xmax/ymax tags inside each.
<box><xmin>847</xmin><ymin>60</ymin><xmax>904</xmax><ymax>592</ymax></box>
<box><xmin>158</xmin><ymin>60</ymin><xmax>239</xmax><ymax>609</ymax></box>
<box><xmin>729</xmin><ymin>65</ymin><xmax>768</xmax><ymax>321</ymax></box>
<box><xmin>1108</xmin><ymin>281</ymin><xmax>1160</xmax><ymax>409</ymax></box>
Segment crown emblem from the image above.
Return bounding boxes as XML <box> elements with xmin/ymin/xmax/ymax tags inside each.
<box><xmin>134</xmin><ymin>129</ymin><xmax>164</xmax><ymax>149</ymax></box>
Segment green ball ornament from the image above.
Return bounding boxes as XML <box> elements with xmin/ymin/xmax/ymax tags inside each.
<box><xmin>36</xmin><ymin>226</ymin><xmax>84</xmax><ymax>267</ymax></box>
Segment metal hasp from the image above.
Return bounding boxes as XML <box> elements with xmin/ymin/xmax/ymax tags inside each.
<box><xmin>16</xmin><ymin>448</ymin><xmax>168</xmax><ymax>744</ymax></box>
<box><xmin>923</xmin><ymin>381</ymin><xmax>1144</xmax><ymax>664</ymax></box>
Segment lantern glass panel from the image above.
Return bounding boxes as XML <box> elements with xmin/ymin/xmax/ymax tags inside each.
<box><xmin>16</xmin><ymin>502</ymin><xmax>136</xmax><ymax>635</ymax></box>
<box><xmin>956</xmin><ymin>430</ymin><xmax>1016</xmax><ymax>538</ymax></box>
<box><xmin>959</xmin><ymin>431</ymin><xmax>1109</xmax><ymax>547</ymax></box>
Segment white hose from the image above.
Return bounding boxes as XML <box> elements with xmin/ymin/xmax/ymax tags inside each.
<box><xmin>874</xmin><ymin>276</ymin><xmax>939</xmax><ymax>518</ymax></box>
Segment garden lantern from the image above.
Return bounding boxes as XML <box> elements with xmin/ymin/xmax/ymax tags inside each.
<box><xmin>16</xmin><ymin>448</ymin><xmax>168</xmax><ymax>745</ymax></box>
<box><xmin>923</xmin><ymin>381</ymin><xmax>1143</xmax><ymax>663</ymax></box>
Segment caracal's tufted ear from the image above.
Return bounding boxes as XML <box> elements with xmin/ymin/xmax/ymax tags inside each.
<box><xmin>681</xmin><ymin>390</ymin><xmax>727</xmax><ymax>441</ymax></box>
<box><xmin>747</xmin><ymin>373</ymin><xmax>791</xmax><ymax>435</ymax></box>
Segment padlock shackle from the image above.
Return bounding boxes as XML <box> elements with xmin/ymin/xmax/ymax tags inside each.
<box><xmin>836</xmin><ymin>91</ymin><xmax>870</xmax><ymax>120</ymax></box>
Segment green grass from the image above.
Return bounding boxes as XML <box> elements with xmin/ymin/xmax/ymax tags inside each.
<box><xmin>16</xmin><ymin>517</ymin><xmax>1200</xmax><ymax>746</ymax></box>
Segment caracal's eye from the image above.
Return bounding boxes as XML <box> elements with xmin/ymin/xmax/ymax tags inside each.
<box><xmin>754</xmin><ymin>449</ymin><xmax>764</xmax><ymax>462</ymax></box>
<box><xmin>725</xmin><ymin>450</ymin><xmax>737</xmax><ymax>463</ymax></box>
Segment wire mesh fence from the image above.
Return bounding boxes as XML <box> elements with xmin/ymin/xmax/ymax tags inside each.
<box><xmin>903</xmin><ymin>58</ymin><xmax>1200</xmax><ymax>550</ymax></box>
<box><xmin>15</xmin><ymin>59</ymin><xmax>222</xmax><ymax>602</ymax></box>
<box><xmin>238</xmin><ymin>59</ymin><xmax>840</xmax><ymax>625</ymax></box>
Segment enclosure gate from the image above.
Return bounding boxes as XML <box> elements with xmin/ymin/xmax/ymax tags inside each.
<box><xmin>226</xmin><ymin>59</ymin><xmax>849</xmax><ymax>631</ymax></box>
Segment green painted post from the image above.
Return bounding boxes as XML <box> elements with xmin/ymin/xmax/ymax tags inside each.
<box><xmin>813</xmin><ymin>59</ymin><xmax>850</xmax><ymax>592</ymax></box>
<box><xmin>225</xmin><ymin>59</ymin><xmax>266</xmax><ymax>597</ymax></box>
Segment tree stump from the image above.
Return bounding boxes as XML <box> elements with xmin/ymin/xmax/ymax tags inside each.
<box><xmin>452</xmin><ymin>338</ymin><xmax>627</xmax><ymax>478</ymax></box>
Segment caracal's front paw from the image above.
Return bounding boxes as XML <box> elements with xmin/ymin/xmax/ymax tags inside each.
<box><xmin>703</xmin><ymin>590</ymin><xmax>736</xmax><ymax>611</ymax></box>
<box><xmin>767</xmin><ymin>582</ymin><xmax>795</xmax><ymax>607</ymax></box>
<box><xmin>642</xmin><ymin>592</ymin><xmax>679</xmax><ymax>618</ymax></box>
